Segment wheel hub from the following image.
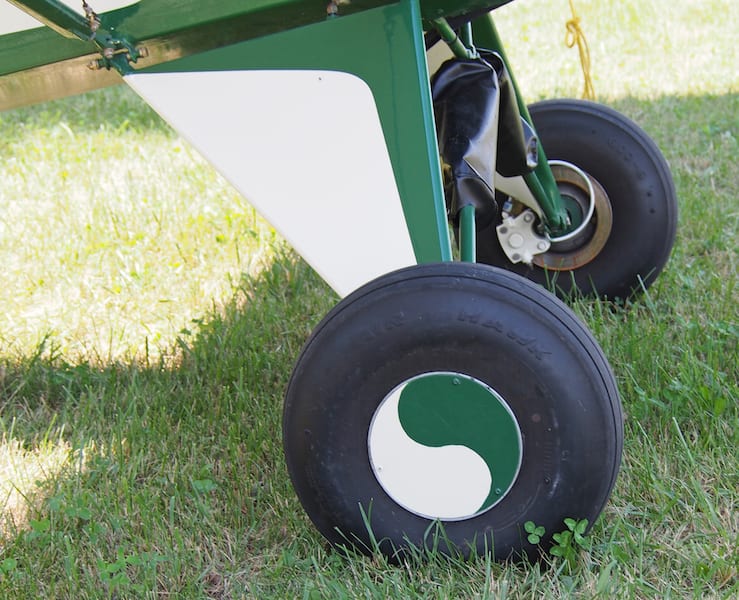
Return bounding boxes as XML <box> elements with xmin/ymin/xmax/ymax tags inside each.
<box><xmin>533</xmin><ymin>161</ymin><xmax>613</xmax><ymax>270</ymax></box>
<box><xmin>368</xmin><ymin>372</ymin><xmax>522</xmax><ymax>521</ymax></box>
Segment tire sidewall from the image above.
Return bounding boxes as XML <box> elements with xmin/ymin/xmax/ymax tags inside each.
<box><xmin>284</xmin><ymin>264</ymin><xmax>621</xmax><ymax>558</ymax></box>
<box><xmin>530</xmin><ymin>100</ymin><xmax>676</xmax><ymax>295</ymax></box>
<box><xmin>478</xmin><ymin>99</ymin><xmax>677</xmax><ymax>299</ymax></box>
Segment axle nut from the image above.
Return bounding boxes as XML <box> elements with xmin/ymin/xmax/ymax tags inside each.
<box><xmin>508</xmin><ymin>233</ymin><xmax>525</xmax><ymax>249</ymax></box>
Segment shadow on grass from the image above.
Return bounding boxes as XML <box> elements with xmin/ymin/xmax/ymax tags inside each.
<box><xmin>0</xmin><ymin>251</ymin><xmax>335</xmax><ymax>594</ymax></box>
<box><xmin>0</xmin><ymin>90</ymin><xmax>735</xmax><ymax>595</ymax></box>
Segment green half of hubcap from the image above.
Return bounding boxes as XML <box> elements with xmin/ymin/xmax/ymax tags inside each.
<box><xmin>368</xmin><ymin>372</ymin><xmax>522</xmax><ymax>521</ymax></box>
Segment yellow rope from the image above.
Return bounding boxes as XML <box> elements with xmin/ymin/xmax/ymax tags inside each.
<box><xmin>565</xmin><ymin>0</ymin><xmax>595</xmax><ymax>100</ymax></box>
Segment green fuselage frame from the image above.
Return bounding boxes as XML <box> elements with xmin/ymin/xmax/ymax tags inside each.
<box><xmin>1</xmin><ymin>0</ymin><xmax>571</xmax><ymax>276</ymax></box>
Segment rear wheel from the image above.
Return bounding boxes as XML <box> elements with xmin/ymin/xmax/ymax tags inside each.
<box><xmin>478</xmin><ymin>99</ymin><xmax>678</xmax><ymax>300</ymax></box>
<box><xmin>283</xmin><ymin>263</ymin><xmax>622</xmax><ymax>560</ymax></box>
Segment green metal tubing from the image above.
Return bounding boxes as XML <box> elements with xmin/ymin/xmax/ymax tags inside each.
<box><xmin>407</xmin><ymin>0</ymin><xmax>454</xmax><ymax>262</ymax></box>
<box><xmin>459</xmin><ymin>205</ymin><xmax>477</xmax><ymax>262</ymax></box>
<box><xmin>430</xmin><ymin>17</ymin><xmax>476</xmax><ymax>60</ymax></box>
<box><xmin>7</xmin><ymin>0</ymin><xmax>94</xmax><ymax>40</ymax></box>
<box><xmin>6</xmin><ymin>0</ymin><xmax>143</xmax><ymax>76</ymax></box>
<box><xmin>471</xmin><ymin>13</ymin><xmax>570</xmax><ymax>235</ymax></box>
<box><xmin>460</xmin><ymin>22</ymin><xmax>476</xmax><ymax>53</ymax></box>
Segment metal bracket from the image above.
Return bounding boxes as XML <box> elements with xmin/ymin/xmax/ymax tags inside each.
<box><xmin>8</xmin><ymin>0</ymin><xmax>146</xmax><ymax>75</ymax></box>
<box><xmin>496</xmin><ymin>209</ymin><xmax>550</xmax><ymax>264</ymax></box>
<box><xmin>87</xmin><ymin>39</ymin><xmax>148</xmax><ymax>73</ymax></box>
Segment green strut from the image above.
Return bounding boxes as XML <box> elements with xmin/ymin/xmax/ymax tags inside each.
<box><xmin>6</xmin><ymin>0</ymin><xmax>94</xmax><ymax>40</ymax></box>
<box><xmin>472</xmin><ymin>13</ymin><xmax>571</xmax><ymax>235</ymax></box>
<box><xmin>431</xmin><ymin>17</ymin><xmax>478</xmax><ymax>59</ymax></box>
<box><xmin>459</xmin><ymin>204</ymin><xmax>477</xmax><ymax>262</ymax></box>
<box><xmin>7</xmin><ymin>0</ymin><xmax>144</xmax><ymax>75</ymax></box>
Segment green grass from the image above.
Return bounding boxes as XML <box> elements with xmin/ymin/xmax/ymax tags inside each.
<box><xmin>0</xmin><ymin>0</ymin><xmax>737</xmax><ymax>597</ymax></box>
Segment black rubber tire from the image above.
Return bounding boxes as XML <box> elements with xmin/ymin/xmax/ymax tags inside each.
<box><xmin>283</xmin><ymin>262</ymin><xmax>622</xmax><ymax>561</ymax></box>
<box><xmin>477</xmin><ymin>99</ymin><xmax>678</xmax><ymax>300</ymax></box>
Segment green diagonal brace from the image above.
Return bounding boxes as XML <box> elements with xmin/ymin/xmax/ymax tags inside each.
<box><xmin>6</xmin><ymin>0</ymin><xmax>94</xmax><ymax>40</ymax></box>
<box><xmin>472</xmin><ymin>12</ymin><xmax>570</xmax><ymax>235</ymax></box>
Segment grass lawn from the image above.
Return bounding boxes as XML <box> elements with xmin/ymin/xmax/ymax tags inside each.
<box><xmin>1</xmin><ymin>0</ymin><xmax>737</xmax><ymax>597</ymax></box>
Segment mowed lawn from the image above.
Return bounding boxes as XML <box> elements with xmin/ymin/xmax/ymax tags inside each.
<box><xmin>0</xmin><ymin>0</ymin><xmax>736</xmax><ymax>597</ymax></box>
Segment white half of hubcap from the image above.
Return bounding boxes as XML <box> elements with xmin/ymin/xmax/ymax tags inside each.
<box><xmin>368</xmin><ymin>384</ymin><xmax>492</xmax><ymax>520</ymax></box>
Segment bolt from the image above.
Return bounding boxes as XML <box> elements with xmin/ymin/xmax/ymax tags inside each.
<box><xmin>495</xmin><ymin>488</ymin><xmax>502</xmax><ymax>495</ymax></box>
<box><xmin>537</xmin><ymin>242</ymin><xmax>548</xmax><ymax>251</ymax></box>
<box><xmin>452</xmin><ymin>378</ymin><xmax>460</xmax><ymax>386</ymax></box>
<box><xmin>523</xmin><ymin>212</ymin><xmax>533</xmax><ymax>223</ymax></box>
<box><xmin>508</xmin><ymin>233</ymin><xmax>524</xmax><ymax>248</ymax></box>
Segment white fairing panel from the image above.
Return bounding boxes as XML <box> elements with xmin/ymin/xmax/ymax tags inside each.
<box><xmin>125</xmin><ymin>70</ymin><xmax>417</xmax><ymax>296</ymax></box>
